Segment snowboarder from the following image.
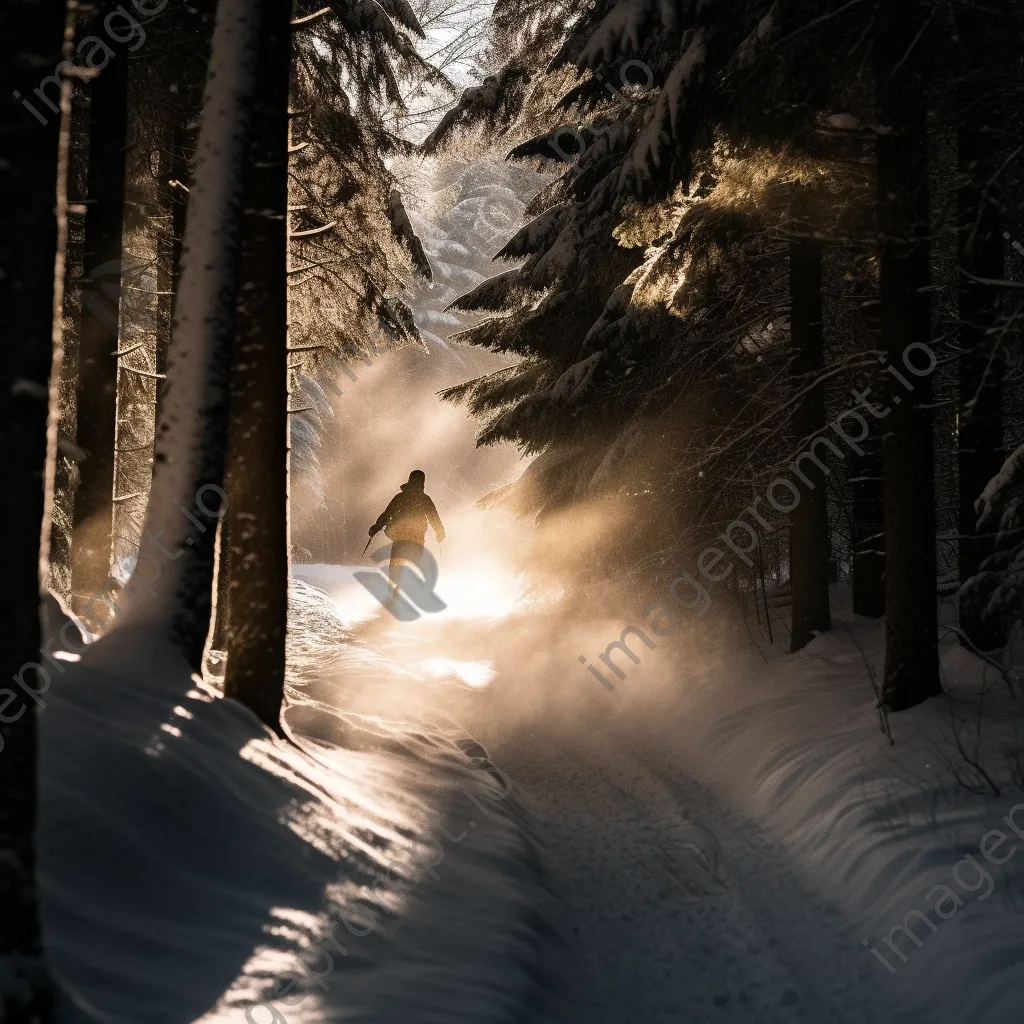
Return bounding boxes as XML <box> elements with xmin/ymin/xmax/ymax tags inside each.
<box><xmin>367</xmin><ymin>470</ymin><xmax>445</xmax><ymax>606</ymax></box>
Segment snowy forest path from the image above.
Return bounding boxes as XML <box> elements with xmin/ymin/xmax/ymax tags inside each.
<box><xmin>476</xmin><ymin>706</ymin><xmax>914</xmax><ymax>1024</ymax></box>
<box><xmin>344</xmin><ymin>610</ymin><xmax>926</xmax><ymax>1023</ymax></box>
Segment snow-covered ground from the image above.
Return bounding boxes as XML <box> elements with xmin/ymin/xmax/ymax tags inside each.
<box><xmin>39</xmin><ymin>573</ymin><xmax>1024</xmax><ymax>1022</ymax></box>
<box><xmin>38</xmin><ymin>584</ymin><xmax>557</xmax><ymax>1023</ymax></box>
<box><xmin>294</xmin><ymin>573</ymin><xmax>1024</xmax><ymax>1023</ymax></box>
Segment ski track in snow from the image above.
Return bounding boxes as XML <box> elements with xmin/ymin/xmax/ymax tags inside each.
<box><xmin>471</xmin><ymin>716</ymin><xmax>901</xmax><ymax>1024</ymax></box>
<box><xmin>345</xmin><ymin>609</ymin><xmax>924</xmax><ymax>1024</ymax></box>
<box><xmin>46</xmin><ymin>571</ymin><xmax>1021</xmax><ymax>1022</ymax></box>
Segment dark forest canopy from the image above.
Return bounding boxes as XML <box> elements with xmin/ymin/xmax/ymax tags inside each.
<box><xmin>428</xmin><ymin>0</ymin><xmax>1024</xmax><ymax>707</ymax></box>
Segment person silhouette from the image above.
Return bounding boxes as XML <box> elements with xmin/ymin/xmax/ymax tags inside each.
<box><xmin>368</xmin><ymin>470</ymin><xmax>445</xmax><ymax>608</ymax></box>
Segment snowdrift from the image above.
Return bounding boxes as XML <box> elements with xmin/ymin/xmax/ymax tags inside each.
<box><xmin>38</xmin><ymin>584</ymin><xmax>558</xmax><ymax>1023</ymax></box>
<box><xmin>631</xmin><ymin>606</ymin><xmax>1024</xmax><ymax>1023</ymax></box>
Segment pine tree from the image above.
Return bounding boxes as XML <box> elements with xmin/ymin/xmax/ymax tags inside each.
<box><xmin>112</xmin><ymin>0</ymin><xmax>269</xmax><ymax>664</ymax></box>
<box><xmin>424</xmin><ymin>0</ymin><xmax>1017</xmax><ymax>690</ymax></box>
<box><xmin>218</xmin><ymin>0</ymin><xmax>440</xmax><ymax>723</ymax></box>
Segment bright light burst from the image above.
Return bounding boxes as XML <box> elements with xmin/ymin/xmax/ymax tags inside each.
<box><xmin>417</xmin><ymin>657</ymin><xmax>497</xmax><ymax>688</ymax></box>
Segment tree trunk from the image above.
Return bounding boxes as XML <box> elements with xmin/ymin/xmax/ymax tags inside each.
<box><xmin>851</xmin><ymin>289</ymin><xmax>886</xmax><ymax>619</ymax></box>
<box><xmin>155</xmin><ymin>119</ymin><xmax>187</xmax><ymax>379</ymax></box>
<box><xmin>956</xmin><ymin>7</ymin><xmax>1006</xmax><ymax>652</ymax></box>
<box><xmin>68</xmin><ymin>44</ymin><xmax>129</xmax><ymax>626</ymax></box>
<box><xmin>875</xmin><ymin>0</ymin><xmax>941</xmax><ymax>710</ymax></box>
<box><xmin>0</xmin><ymin>1</ymin><xmax>67</xmax><ymax>1019</ymax></box>
<box><xmin>788</xmin><ymin>230</ymin><xmax>832</xmax><ymax>651</ymax></box>
<box><xmin>210</xmin><ymin>512</ymin><xmax>231</xmax><ymax>653</ymax></box>
<box><xmin>49</xmin><ymin>83</ymin><xmax>92</xmax><ymax>599</ymax></box>
<box><xmin>222</xmin><ymin>0</ymin><xmax>293</xmax><ymax>730</ymax></box>
<box><xmin>111</xmin><ymin>0</ymin><xmax>268</xmax><ymax>668</ymax></box>
<box><xmin>152</xmin><ymin>0</ymin><xmax>215</xmax><ymax>426</ymax></box>
<box><xmin>850</xmin><ymin>429</ymin><xmax>886</xmax><ymax>618</ymax></box>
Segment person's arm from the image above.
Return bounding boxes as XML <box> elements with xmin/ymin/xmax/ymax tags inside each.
<box><xmin>426</xmin><ymin>497</ymin><xmax>445</xmax><ymax>542</ymax></box>
<box><xmin>370</xmin><ymin>496</ymin><xmax>398</xmax><ymax>536</ymax></box>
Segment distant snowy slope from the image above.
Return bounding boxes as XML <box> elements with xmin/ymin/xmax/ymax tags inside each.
<box><xmin>401</xmin><ymin>160</ymin><xmax>540</xmax><ymax>339</ymax></box>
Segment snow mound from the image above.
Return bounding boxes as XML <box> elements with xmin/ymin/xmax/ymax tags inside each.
<box><xmin>632</xmin><ymin>609</ymin><xmax>1024</xmax><ymax>1023</ymax></box>
<box><xmin>40</xmin><ymin>600</ymin><xmax>559</xmax><ymax>1021</ymax></box>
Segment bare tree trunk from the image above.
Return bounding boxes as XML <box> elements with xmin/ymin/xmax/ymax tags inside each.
<box><xmin>69</xmin><ymin>42</ymin><xmax>129</xmax><ymax>626</ymax></box>
<box><xmin>111</xmin><ymin>0</ymin><xmax>268</xmax><ymax>668</ymax></box>
<box><xmin>850</xmin><ymin>429</ymin><xmax>886</xmax><ymax>618</ymax></box>
<box><xmin>49</xmin><ymin>82</ymin><xmax>92</xmax><ymax>599</ymax></box>
<box><xmin>222</xmin><ymin>0</ymin><xmax>293</xmax><ymax>729</ymax></box>
<box><xmin>152</xmin><ymin>0</ymin><xmax>216</xmax><ymax>435</ymax></box>
<box><xmin>210</xmin><ymin>512</ymin><xmax>231</xmax><ymax>652</ymax></box>
<box><xmin>789</xmin><ymin>228</ymin><xmax>832</xmax><ymax>651</ymax></box>
<box><xmin>875</xmin><ymin>0</ymin><xmax>941</xmax><ymax>710</ymax></box>
<box><xmin>955</xmin><ymin>5</ymin><xmax>1006</xmax><ymax>652</ymax></box>
<box><xmin>155</xmin><ymin>119</ymin><xmax>187</xmax><ymax>379</ymax></box>
<box><xmin>0</xmin><ymin>1</ymin><xmax>68</xmax><ymax>1019</ymax></box>
<box><xmin>851</xmin><ymin>287</ymin><xmax>886</xmax><ymax>618</ymax></box>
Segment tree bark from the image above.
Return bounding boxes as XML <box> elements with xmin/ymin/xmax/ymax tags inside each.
<box><xmin>851</xmin><ymin>289</ymin><xmax>886</xmax><ymax>619</ymax></box>
<box><xmin>210</xmin><ymin>512</ymin><xmax>231</xmax><ymax>652</ymax></box>
<box><xmin>850</xmin><ymin>429</ymin><xmax>886</xmax><ymax>618</ymax></box>
<box><xmin>222</xmin><ymin>0</ymin><xmax>293</xmax><ymax>730</ymax></box>
<box><xmin>788</xmin><ymin>230</ymin><xmax>832</xmax><ymax>651</ymax></box>
<box><xmin>956</xmin><ymin>7</ymin><xmax>1006</xmax><ymax>652</ymax></box>
<box><xmin>0</xmin><ymin>1</ymin><xmax>68</xmax><ymax>1019</ymax></box>
<box><xmin>155</xmin><ymin>119</ymin><xmax>187</xmax><ymax>379</ymax></box>
<box><xmin>111</xmin><ymin>0</ymin><xmax>268</xmax><ymax>668</ymax></box>
<box><xmin>875</xmin><ymin>0</ymin><xmax>941</xmax><ymax>710</ymax></box>
<box><xmin>68</xmin><ymin>43</ymin><xmax>129</xmax><ymax>626</ymax></box>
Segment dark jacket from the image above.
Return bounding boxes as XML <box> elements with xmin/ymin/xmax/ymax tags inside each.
<box><xmin>373</xmin><ymin>483</ymin><xmax>444</xmax><ymax>545</ymax></box>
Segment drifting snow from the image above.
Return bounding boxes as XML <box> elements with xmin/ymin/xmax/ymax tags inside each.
<box><xmin>39</xmin><ymin>584</ymin><xmax>556</xmax><ymax>1023</ymax></box>
<box><xmin>608</xmin><ymin>606</ymin><xmax>1024</xmax><ymax>1022</ymax></box>
<box><xmin>363</xmin><ymin>588</ymin><xmax>1024</xmax><ymax>1022</ymax></box>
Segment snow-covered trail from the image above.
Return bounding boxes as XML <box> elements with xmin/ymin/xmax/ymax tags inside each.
<box><xmin>476</xmin><ymin>711</ymin><xmax>911</xmax><ymax>1024</ymax></box>
<box><xmin>330</xmin><ymin>603</ymin><xmax>926</xmax><ymax>1024</ymax></box>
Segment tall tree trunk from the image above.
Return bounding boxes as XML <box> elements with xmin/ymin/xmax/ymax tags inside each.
<box><xmin>155</xmin><ymin>119</ymin><xmax>187</xmax><ymax>379</ymax></box>
<box><xmin>49</xmin><ymin>83</ymin><xmax>92</xmax><ymax>599</ymax></box>
<box><xmin>111</xmin><ymin>0</ymin><xmax>268</xmax><ymax>667</ymax></box>
<box><xmin>152</xmin><ymin>0</ymin><xmax>216</xmax><ymax>382</ymax></box>
<box><xmin>875</xmin><ymin>0</ymin><xmax>941</xmax><ymax>710</ymax></box>
<box><xmin>211</xmin><ymin>512</ymin><xmax>231</xmax><ymax>652</ymax></box>
<box><xmin>222</xmin><ymin>0</ymin><xmax>293</xmax><ymax>729</ymax></box>
<box><xmin>851</xmin><ymin>287</ymin><xmax>886</xmax><ymax>618</ymax></box>
<box><xmin>850</xmin><ymin>428</ymin><xmax>886</xmax><ymax>618</ymax></box>
<box><xmin>789</xmin><ymin>228</ymin><xmax>832</xmax><ymax>651</ymax></box>
<box><xmin>0</xmin><ymin>1</ymin><xmax>68</xmax><ymax>1019</ymax></box>
<box><xmin>956</xmin><ymin>7</ymin><xmax>1006</xmax><ymax>652</ymax></box>
<box><xmin>68</xmin><ymin>45</ymin><xmax>129</xmax><ymax>626</ymax></box>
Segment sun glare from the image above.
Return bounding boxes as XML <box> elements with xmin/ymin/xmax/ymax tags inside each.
<box><xmin>296</xmin><ymin>560</ymin><xmax>526</xmax><ymax>627</ymax></box>
<box><xmin>417</xmin><ymin>657</ymin><xmax>497</xmax><ymax>688</ymax></box>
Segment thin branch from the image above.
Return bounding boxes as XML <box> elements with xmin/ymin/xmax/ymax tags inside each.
<box><xmin>291</xmin><ymin>6</ymin><xmax>331</xmax><ymax>27</ymax></box>
<box><xmin>291</xmin><ymin>220</ymin><xmax>338</xmax><ymax>238</ymax></box>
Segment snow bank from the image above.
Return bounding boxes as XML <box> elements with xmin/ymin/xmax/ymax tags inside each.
<box><xmin>39</xmin><ymin>584</ymin><xmax>558</xmax><ymax>1022</ymax></box>
<box><xmin>631</xmin><ymin>608</ymin><xmax>1024</xmax><ymax>1023</ymax></box>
